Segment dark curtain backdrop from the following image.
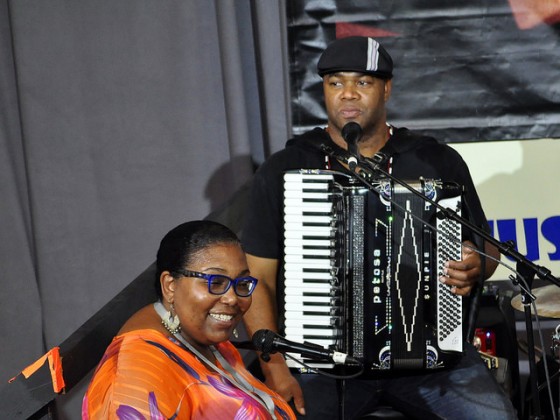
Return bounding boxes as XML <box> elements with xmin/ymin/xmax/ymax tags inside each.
<box><xmin>0</xmin><ymin>0</ymin><xmax>290</xmax><ymax>417</ymax></box>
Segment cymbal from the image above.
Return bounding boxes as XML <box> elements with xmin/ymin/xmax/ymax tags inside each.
<box><xmin>511</xmin><ymin>284</ymin><xmax>560</xmax><ymax>318</ymax></box>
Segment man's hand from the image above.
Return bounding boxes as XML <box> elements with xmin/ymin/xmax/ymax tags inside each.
<box><xmin>440</xmin><ymin>240</ymin><xmax>482</xmax><ymax>296</ymax></box>
<box><xmin>262</xmin><ymin>353</ymin><xmax>306</xmax><ymax>415</ymax></box>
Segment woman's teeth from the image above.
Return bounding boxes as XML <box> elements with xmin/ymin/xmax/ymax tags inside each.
<box><xmin>210</xmin><ymin>313</ymin><xmax>233</xmax><ymax>321</ymax></box>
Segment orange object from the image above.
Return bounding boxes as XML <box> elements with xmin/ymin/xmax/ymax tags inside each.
<box><xmin>83</xmin><ymin>330</ymin><xmax>295</xmax><ymax>419</ymax></box>
<box><xmin>10</xmin><ymin>347</ymin><xmax>66</xmax><ymax>394</ymax></box>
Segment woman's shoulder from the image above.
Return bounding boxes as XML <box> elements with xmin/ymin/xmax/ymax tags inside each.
<box><xmin>94</xmin><ymin>329</ymin><xmax>196</xmax><ymax>387</ymax></box>
<box><xmin>118</xmin><ymin>303</ymin><xmax>168</xmax><ymax>335</ymax></box>
<box><xmin>104</xmin><ymin>328</ymin><xmax>171</xmax><ymax>360</ymax></box>
<box><xmin>85</xmin><ymin>329</ymin><xmax>195</xmax><ymax>418</ymax></box>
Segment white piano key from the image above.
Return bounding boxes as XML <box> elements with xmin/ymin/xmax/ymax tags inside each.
<box><xmin>285</xmin><ymin>176</ymin><xmax>331</xmax><ymax>182</ymax></box>
<box><xmin>284</xmin><ymin>247</ymin><xmax>332</xmax><ymax>257</ymax></box>
<box><xmin>285</xmin><ymin>238</ymin><xmax>333</xmax><ymax>248</ymax></box>
<box><xmin>285</xmin><ymin>267</ymin><xmax>333</xmax><ymax>276</ymax></box>
<box><xmin>284</xmin><ymin>172</ymin><xmax>333</xmax><ymax>182</ymax></box>
<box><xmin>284</xmin><ymin>196</ymin><xmax>331</xmax><ymax>204</ymax></box>
<box><xmin>283</xmin><ymin>200</ymin><xmax>333</xmax><ymax>212</ymax></box>
<box><xmin>284</xmin><ymin>214</ymin><xmax>333</xmax><ymax>225</ymax></box>
<box><xmin>287</xmin><ymin>320</ymin><xmax>337</xmax><ymax>331</ymax></box>
<box><xmin>284</xmin><ymin>189</ymin><xmax>333</xmax><ymax>198</ymax></box>
<box><xmin>284</xmin><ymin>302</ymin><xmax>333</xmax><ymax>310</ymax></box>
<box><xmin>285</xmin><ymin>259</ymin><xmax>333</xmax><ymax>266</ymax></box>
<box><xmin>284</xmin><ymin>194</ymin><xmax>331</xmax><ymax>204</ymax></box>
<box><xmin>285</xmin><ymin>295</ymin><xmax>330</xmax><ymax>303</ymax></box>
<box><xmin>284</xmin><ymin>190</ymin><xmax>331</xmax><ymax>200</ymax></box>
<box><xmin>284</xmin><ymin>317</ymin><xmax>334</xmax><ymax>327</ymax></box>
<box><xmin>284</xmin><ymin>295</ymin><xmax>331</xmax><ymax>310</ymax></box>
<box><xmin>283</xmin><ymin>337</ymin><xmax>335</xmax><ymax>349</ymax></box>
<box><xmin>284</xmin><ymin>288</ymin><xmax>333</xmax><ymax>297</ymax></box>
<box><xmin>284</xmin><ymin>191</ymin><xmax>330</xmax><ymax>199</ymax></box>
<box><xmin>284</xmin><ymin>174</ymin><xmax>331</xmax><ymax>182</ymax></box>
<box><xmin>284</xmin><ymin>214</ymin><xmax>332</xmax><ymax>224</ymax></box>
<box><xmin>284</xmin><ymin>294</ymin><xmax>331</xmax><ymax>302</ymax></box>
<box><xmin>285</xmin><ymin>302</ymin><xmax>331</xmax><ymax>312</ymax></box>
<box><xmin>284</xmin><ymin>298</ymin><xmax>334</xmax><ymax>305</ymax></box>
<box><xmin>286</xmin><ymin>328</ymin><xmax>335</xmax><ymax>341</ymax></box>
<box><xmin>284</xmin><ymin>235</ymin><xmax>335</xmax><ymax>242</ymax></box>
<box><xmin>284</xmin><ymin>176</ymin><xmax>329</xmax><ymax>182</ymax></box>
<box><xmin>285</xmin><ymin>256</ymin><xmax>332</xmax><ymax>264</ymax></box>
<box><xmin>284</xmin><ymin>278</ymin><xmax>333</xmax><ymax>287</ymax></box>
<box><xmin>284</xmin><ymin>267</ymin><xmax>334</xmax><ymax>275</ymax></box>
<box><xmin>285</xmin><ymin>267</ymin><xmax>333</xmax><ymax>284</ymax></box>
<box><xmin>284</xmin><ymin>279</ymin><xmax>333</xmax><ymax>287</ymax></box>
<box><xmin>285</xmin><ymin>224</ymin><xmax>332</xmax><ymax>232</ymax></box>
<box><xmin>284</xmin><ymin>222</ymin><xmax>335</xmax><ymax>233</ymax></box>
<box><xmin>284</xmin><ymin>263</ymin><xmax>334</xmax><ymax>271</ymax></box>
<box><xmin>285</xmin><ymin>306</ymin><xmax>332</xmax><ymax>314</ymax></box>
<box><xmin>285</xmin><ymin>324</ymin><xmax>339</xmax><ymax>342</ymax></box>
<box><xmin>284</xmin><ymin>268</ymin><xmax>333</xmax><ymax>275</ymax></box>
<box><xmin>284</xmin><ymin>282</ymin><xmax>333</xmax><ymax>290</ymax></box>
<box><xmin>284</xmin><ymin>274</ymin><xmax>332</xmax><ymax>280</ymax></box>
<box><xmin>284</xmin><ymin>256</ymin><xmax>332</xmax><ymax>266</ymax></box>
<box><xmin>284</xmin><ymin>203</ymin><xmax>334</xmax><ymax>218</ymax></box>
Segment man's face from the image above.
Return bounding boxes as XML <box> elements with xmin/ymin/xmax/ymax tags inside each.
<box><xmin>322</xmin><ymin>72</ymin><xmax>391</xmax><ymax>138</ymax></box>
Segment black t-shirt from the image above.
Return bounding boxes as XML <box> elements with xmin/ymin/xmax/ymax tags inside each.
<box><xmin>242</xmin><ymin>126</ymin><xmax>489</xmax><ymax>260</ymax></box>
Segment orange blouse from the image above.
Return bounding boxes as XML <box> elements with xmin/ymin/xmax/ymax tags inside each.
<box><xmin>82</xmin><ymin>329</ymin><xmax>295</xmax><ymax>419</ymax></box>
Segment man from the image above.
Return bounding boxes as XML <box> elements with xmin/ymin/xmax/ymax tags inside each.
<box><xmin>241</xmin><ymin>36</ymin><xmax>516</xmax><ymax>419</ymax></box>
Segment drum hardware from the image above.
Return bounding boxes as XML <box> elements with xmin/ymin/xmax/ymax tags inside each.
<box><xmin>512</xmin><ymin>283</ymin><xmax>560</xmax><ymax>419</ymax></box>
<box><xmin>552</xmin><ymin>324</ymin><xmax>559</xmax><ymax>360</ymax></box>
<box><xmin>511</xmin><ymin>285</ymin><xmax>560</xmax><ymax>319</ymax></box>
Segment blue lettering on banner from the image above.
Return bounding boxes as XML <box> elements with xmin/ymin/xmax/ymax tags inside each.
<box><xmin>488</xmin><ymin>216</ymin><xmax>560</xmax><ymax>261</ymax></box>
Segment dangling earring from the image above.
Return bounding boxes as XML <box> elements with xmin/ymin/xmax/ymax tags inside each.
<box><xmin>232</xmin><ymin>328</ymin><xmax>239</xmax><ymax>339</ymax></box>
<box><xmin>162</xmin><ymin>302</ymin><xmax>181</xmax><ymax>334</ymax></box>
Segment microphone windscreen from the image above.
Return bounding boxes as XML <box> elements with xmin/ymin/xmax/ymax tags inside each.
<box><xmin>341</xmin><ymin>122</ymin><xmax>362</xmax><ymax>144</ymax></box>
<box><xmin>252</xmin><ymin>329</ymin><xmax>276</xmax><ymax>353</ymax></box>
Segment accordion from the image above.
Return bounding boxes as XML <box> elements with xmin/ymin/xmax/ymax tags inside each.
<box><xmin>283</xmin><ymin>169</ymin><xmax>464</xmax><ymax>377</ymax></box>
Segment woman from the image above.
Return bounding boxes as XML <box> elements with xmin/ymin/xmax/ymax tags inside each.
<box><xmin>82</xmin><ymin>220</ymin><xmax>295</xmax><ymax>419</ymax></box>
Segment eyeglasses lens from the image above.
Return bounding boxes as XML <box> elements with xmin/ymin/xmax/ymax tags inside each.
<box><xmin>234</xmin><ymin>278</ymin><xmax>255</xmax><ymax>296</ymax></box>
<box><xmin>208</xmin><ymin>275</ymin><xmax>231</xmax><ymax>294</ymax></box>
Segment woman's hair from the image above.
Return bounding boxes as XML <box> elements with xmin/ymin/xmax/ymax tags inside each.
<box><xmin>154</xmin><ymin>220</ymin><xmax>240</xmax><ymax>298</ymax></box>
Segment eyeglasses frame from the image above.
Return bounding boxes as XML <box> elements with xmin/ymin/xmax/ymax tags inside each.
<box><xmin>172</xmin><ymin>268</ymin><xmax>258</xmax><ymax>297</ymax></box>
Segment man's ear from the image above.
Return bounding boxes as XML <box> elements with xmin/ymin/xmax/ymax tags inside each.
<box><xmin>160</xmin><ymin>271</ymin><xmax>176</xmax><ymax>302</ymax></box>
<box><xmin>384</xmin><ymin>79</ymin><xmax>392</xmax><ymax>102</ymax></box>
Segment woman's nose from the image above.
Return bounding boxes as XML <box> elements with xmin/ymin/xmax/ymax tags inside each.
<box><xmin>220</xmin><ymin>285</ymin><xmax>239</xmax><ymax>304</ymax></box>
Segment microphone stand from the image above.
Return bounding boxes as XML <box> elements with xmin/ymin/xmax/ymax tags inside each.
<box><xmin>346</xmin><ymin>152</ymin><xmax>560</xmax><ymax>420</ymax></box>
<box><xmin>338</xmin><ymin>379</ymin><xmax>345</xmax><ymax>420</ymax></box>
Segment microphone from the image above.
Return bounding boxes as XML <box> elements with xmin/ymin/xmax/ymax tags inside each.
<box><xmin>252</xmin><ymin>329</ymin><xmax>360</xmax><ymax>366</ymax></box>
<box><xmin>341</xmin><ymin>122</ymin><xmax>362</xmax><ymax>171</ymax></box>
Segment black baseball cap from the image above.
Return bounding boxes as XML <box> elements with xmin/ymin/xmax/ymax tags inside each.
<box><xmin>317</xmin><ymin>36</ymin><xmax>393</xmax><ymax>79</ymax></box>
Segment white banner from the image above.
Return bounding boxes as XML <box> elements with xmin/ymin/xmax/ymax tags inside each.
<box><xmin>451</xmin><ymin>139</ymin><xmax>560</xmax><ymax>281</ymax></box>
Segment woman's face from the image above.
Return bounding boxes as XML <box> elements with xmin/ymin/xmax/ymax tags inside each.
<box><xmin>165</xmin><ymin>242</ymin><xmax>252</xmax><ymax>351</ymax></box>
